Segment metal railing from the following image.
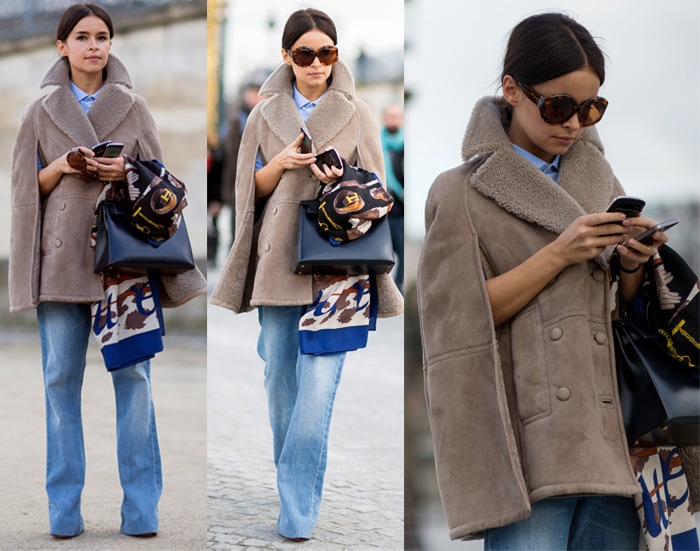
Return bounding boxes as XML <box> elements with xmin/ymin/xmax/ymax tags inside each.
<box><xmin>0</xmin><ymin>0</ymin><xmax>205</xmax><ymax>46</ymax></box>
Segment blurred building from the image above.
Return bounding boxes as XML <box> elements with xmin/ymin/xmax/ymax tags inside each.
<box><xmin>0</xmin><ymin>0</ymin><xmax>207</xmax><ymax>327</ymax></box>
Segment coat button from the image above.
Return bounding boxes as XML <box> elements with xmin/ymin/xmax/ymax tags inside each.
<box><xmin>54</xmin><ymin>238</ymin><xmax>62</xmax><ymax>248</ymax></box>
<box><xmin>591</xmin><ymin>269</ymin><xmax>605</xmax><ymax>282</ymax></box>
<box><xmin>556</xmin><ymin>387</ymin><xmax>571</xmax><ymax>401</ymax></box>
<box><xmin>594</xmin><ymin>331</ymin><xmax>607</xmax><ymax>345</ymax></box>
<box><xmin>264</xmin><ymin>243</ymin><xmax>270</xmax><ymax>252</ymax></box>
<box><xmin>272</xmin><ymin>207</ymin><xmax>278</xmax><ymax>215</ymax></box>
<box><xmin>550</xmin><ymin>327</ymin><xmax>563</xmax><ymax>340</ymax></box>
<box><xmin>59</xmin><ymin>202</ymin><xmax>67</xmax><ymax>211</ymax></box>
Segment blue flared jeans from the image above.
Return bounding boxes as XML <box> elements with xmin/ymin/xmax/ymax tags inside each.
<box><xmin>257</xmin><ymin>305</ymin><xmax>346</xmax><ymax>539</ymax></box>
<box><xmin>37</xmin><ymin>302</ymin><xmax>162</xmax><ymax>537</ymax></box>
<box><xmin>484</xmin><ymin>495</ymin><xmax>640</xmax><ymax>550</ymax></box>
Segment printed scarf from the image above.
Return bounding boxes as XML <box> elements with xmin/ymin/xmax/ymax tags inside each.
<box><xmin>630</xmin><ymin>446</ymin><xmax>699</xmax><ymax>550</ymax></box>
<box><xmin>299</xmin><ymin>275</ymin><xmax>377</xmax><ymax>355</ymax></box>
<box><xmin>90</xmin><ymin>183</ymin><xmax>165</xmax><ymax>371</ymax></box>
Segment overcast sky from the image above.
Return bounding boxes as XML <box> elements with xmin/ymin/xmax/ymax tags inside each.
<box><xmin>405</xmin><ymin>0</ymin><xmax>700</xmax><ymax>240</ymax></box>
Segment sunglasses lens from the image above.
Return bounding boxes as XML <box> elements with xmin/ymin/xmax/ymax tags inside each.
<box><xmin>579</xmin><ymin>99</ymin><xmax>607</xmax><ymax>127</ymax></box>
<box><xmin>542</xmin><ymin>97</ymin><xmax>577</xmax><ymax>124</ymax></box>
<box><xmin>317</xmin><ymin>47</ymin><xmax>338</xmax><ymax>65</ymax></box>
<box><xmin>291</xmin><ymin>47</ymin><xmax>338</xmax><ymax>67</ymax></box>
<box><xmin>292</xmin><ymin>49</ymin><xmax>316</xmax><ymax>67</ymax></box>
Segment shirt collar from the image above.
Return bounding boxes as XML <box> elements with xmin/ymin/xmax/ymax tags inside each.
<box><xmin>292</xmin><ymin>84</ymin><xmax>326</xmax><ymax>110</ymax></box>
<box><xmin>512</xmin><ymin>144</ymin><xmax>561</xmax><ymax>181</ymax></box>
<box><xmin>70</xmin><ymin>81</ymin><xmax>101</xmax><ymax>102</ymax></box>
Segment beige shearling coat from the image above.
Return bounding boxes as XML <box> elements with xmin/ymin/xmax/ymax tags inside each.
<box><xmin>211</xmin><ymin>60</ymin><xmax>403</xmax><ymax>315</ymax></box>
<box><xmin>417</xmin><ymin>97</ymin><xmax>643</xmax><ymax>540</ymax></box>
<box><xmin>9</xmin><ymin>55</ymin><xmax>205</xmax><ymax>312</ymax></box>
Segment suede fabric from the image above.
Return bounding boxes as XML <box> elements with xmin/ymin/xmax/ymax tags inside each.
<box><xmin>211</xmin><ymin>60</ymin><xmax>403</xmax><ymax>316</ymax></box>
<box><xmin>9</xmin><ymin>55</ymin><xmax>205</xmax><ymax>312</ymax></box>
<box><xmin>418</xmin><ymin>97</ymin><xmax>643</xmax><ymax>540</ymax></box>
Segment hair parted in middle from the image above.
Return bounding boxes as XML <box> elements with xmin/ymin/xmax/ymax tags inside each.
<box><xmin>281</xmin><ymin>8</ymin><xmax>338</xmax><ymax>50</ymax></box>
<box><xmin>501</xmin><ymin>13</ymin><xmax>606</xmax><ymax>87</ymax></box>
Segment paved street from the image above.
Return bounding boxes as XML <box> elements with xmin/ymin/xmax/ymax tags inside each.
<box><xmin>207</xmin><ymin>266</ymin><xmax>404</xmax><ymax>550</ymax></box>
<box><xmin>0</xmin><ymin>324</ymin><xmax>207</xmax><ymax>550</ymax></box>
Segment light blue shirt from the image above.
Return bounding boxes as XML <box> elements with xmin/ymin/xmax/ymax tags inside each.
<box><xmin>254</xmin><ymin>84</ymin><xmax>327</xmax><ymax>171</ymax></box>
<box><xmin>37</xmin><ymin>82</ymin><xmax>102</xmax><ymax>169</ymax></box>
<box><xmin>512</xmin><ymin>144</ymin><xmax>561</xmax><ymax>183</ymax></box>
<box><xmin>70</xmin><ymin>81</ymin><xmax>101</xmax><ymax>114</ymax></box>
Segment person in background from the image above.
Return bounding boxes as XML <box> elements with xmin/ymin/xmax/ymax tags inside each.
<box><xmin>207</xmin><ymin>82</ymin><xmax>266</xmax><ymax>267</ymax></box>
<box><xmin>207</xmin><ymin>136</ymin><xmax>224</xmax><ymax>265</ymax></box>
<box><xmin>381</xmin><ymin>103</ymin><xmax>404</xmax><ymax>293</ymax></box>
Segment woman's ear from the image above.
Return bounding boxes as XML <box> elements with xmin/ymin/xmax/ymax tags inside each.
<box><xmin>57</xmin><ymin>40</ymin><xmax>68</xmax><ymax>57</ymax></box>
<box><xmin>502</xmin><ymin>75</ymin><xmax>520</xmax><ymax>107</ymax></box>
<box><xmin>281</xmin><ymin>48</ymin><xmax>293</xmax><ymax>66</ymax></box>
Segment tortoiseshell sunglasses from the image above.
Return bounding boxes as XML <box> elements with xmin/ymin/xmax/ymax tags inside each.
<box><xmin>517</xmin><ymin>81</ymin><xmax>609</xmax><ymax>127</ymax></box>
<box><xmin>287</xmin><ymin>46</ymin><xmax>339</xmax><ymax>67</ymax></box>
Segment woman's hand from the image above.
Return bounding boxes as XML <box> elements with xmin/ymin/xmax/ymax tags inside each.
<box><xmin>309</xmin><ymin>147</ymin><xmax>344</xmax><ymax>185</ymax></box>
<box><xmin>254</xmin><ymin>133</ymin><xmax>316</xmax><ymax>200</ymax></box>
<box><xmin>548</xmin><ymin>212</ymin><xmax>628</xmax><ymax>267</ymax></box>
<box><xmin>273</xmin><ymin>133</ymin><xmax>316</xmax><ymax>170</ymax></box>
<box><xmin>615</xmin><ymin>216</ymin><xmax>669</xmax><ymax>307</ymax></box>
<box><xmin>485</xmin><ymin>212</ymin><xmax>627</xmax><ymax>327</ymax></box>
<box><xmin>93</xmin><ymin>154</ymin><xmax>126</xmax><ymax>182</ymax></box>
<box><xmin>38</xmin><ymin>146</ymin><xmax>96</xmax><ymax>197</ymax></box>
<box><xmin>616</xmin><ymin>216</ymin><xmax>669</xmax><ymax>269</ymax></box>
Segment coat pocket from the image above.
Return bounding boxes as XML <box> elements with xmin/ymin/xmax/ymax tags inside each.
<box><xmin>510</xmin><ymin>305</ymin><xmax>551</xmax><ymax>423</ymax></box>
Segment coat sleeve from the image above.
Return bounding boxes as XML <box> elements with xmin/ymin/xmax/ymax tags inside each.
<box><xmin>9</xmin><ymin>99</ymin><xmax>43</xmax><ymax>312</ymax></box>
<box><xmin>134</xmin><ymin>96</ymin><xmax>164</xmax><ymax>161</ymax></box>
<box><xmin>354</xmin><ymin>100</ymin><xmax>386</xmax><ymax>184</ymax></box>
<box><xmin>417</xmin><ymin>164</ymin><xmax>531</xmax><ymax>539</ymax></box>
<box><xmin>209</xmin><ymin>104</ymin><xmax>262</xmax><ymax>313</ymax></box>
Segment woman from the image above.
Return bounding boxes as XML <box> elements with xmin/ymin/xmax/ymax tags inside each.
<box><xmin>9</xmin><ymin>3</ymin><xmax>205</xmax><ymax>539</ymax></box>
<box><xmin>211</xmin><ymin>8</ymin><xmax>403</xmax><ymax>541</ymax></box>
<box><xmin>417</xmin><ymin>12</ymin><xmax>696</xmax><ymax>550</ymax></box>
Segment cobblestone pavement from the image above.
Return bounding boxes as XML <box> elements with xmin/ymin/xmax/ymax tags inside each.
<box><xmin>207</xmin><ymin>267</ymin><xmax>404</xmax><ymax>550</ymax></box>
<box><xmin>0</xmin><ymin>328</ymin><xmax>207</xmax><ymax>550</ymax></box>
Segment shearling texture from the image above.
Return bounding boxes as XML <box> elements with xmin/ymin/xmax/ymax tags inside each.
<box><xmin>418</xmin><ymin>97</ymin><xmax>645</xmax><ymax>540</ymax></box>
<box><xmin>9</xmin><ymin>54</ymin><xmax>205</xmax><ymax>312</ymax></box>
<box><xmin>211</xmin><ymin>60</ymin><xmax>403</xmax><ymax>316</ymax></box>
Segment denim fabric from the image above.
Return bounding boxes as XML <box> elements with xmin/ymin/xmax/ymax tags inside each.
<box><xmin>37</xmin><ymin>302</ymin><xmax>162</xmax><ymax>537</ymax></box>
<box><xmin>484</xmin><ymin>495</ymin><xmax>640</xmax><ymax>550</ymax></box>
<box><xmin>257</xmin><ymin>306</ymin><xmax>346</xmax><ymax>539</ymax></box>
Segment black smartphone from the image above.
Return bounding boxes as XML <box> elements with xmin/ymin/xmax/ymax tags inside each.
<box><xmin>102</xmin><ymin>142</ymin><xmax>124</xmax><ymax>157</ymax></box>
<box><xmin>315</xmin><ymin>148</ymin><xmax>343</xmax><ymax>171</ymax></box>
<box><xmin>300</xmin><ymin>127</ymin><xmax>312</xmax><ymax>154</ymax></box>
<box><xmin>91</xmin><ymin>140</ymin><xmax>112</xmax><ymax>157</ymax></box>
<box><xmin>605</xmin><ymin>196</ymin><xmax>646</xmax><ymax>217</ymax></box>
<box><xmin>628</xmin><ymin>218</ymin><xmax>679</xmax><ymax>245</ymax></box>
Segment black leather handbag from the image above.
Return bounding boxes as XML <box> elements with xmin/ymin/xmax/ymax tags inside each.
<box><xmin>295</xmin><ymin>199</ymin><xmax>394</xmax><ymax>275</ymax></box>
<box><xmin>94</xmin><ymin>201</ymin><xmax>195</xmax><ymax>274</ymax></box>
<box><xmin>613</xmin><ymin>318</ymin><xmax>700</xmax><ymax>446</ymax></box>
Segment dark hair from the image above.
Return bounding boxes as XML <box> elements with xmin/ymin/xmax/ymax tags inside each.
<box><xmin>501</xmin><ymin>13</ymin><xmax>605</xmax><ymax>87</ymax></box>
<box><xmin>281</xmin><ymin>8</ymin><xmax>337</xmax><ymax>50</ymax></box>
<box><xmin>56</xmin><ymin>3</ymin><xmax>114</xmax><ymax>42</ymax></box>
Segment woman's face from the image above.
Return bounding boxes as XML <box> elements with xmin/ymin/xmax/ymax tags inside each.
<box><xmin>57</xmin><ymin>15</ymin><xmax>111</xmax><ymax>80</ymax></box>
<box><xmin>503</xmin><ymin>68</ymin><xmax>602</xmax><ymax>163</ymax></box>
<box><xmin>282</xmin><ymin>29</ymin><xmax>335</xmax><ymax>97</ymax></box>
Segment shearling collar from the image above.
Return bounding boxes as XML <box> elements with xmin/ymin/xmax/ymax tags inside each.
<box><xmin>40</xmin><ymin>54</ymin><xmax>135</xmax><ymax>148</ymax></box>
<box><xmin>462</xmin><ymin>97</ymin><xmax>616</xmax><ymax>236</ymax></box>
<box><xmin>259</xmin><ymin>59</ymin><xmax>357</xmax><ymax>152</ymax></box>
